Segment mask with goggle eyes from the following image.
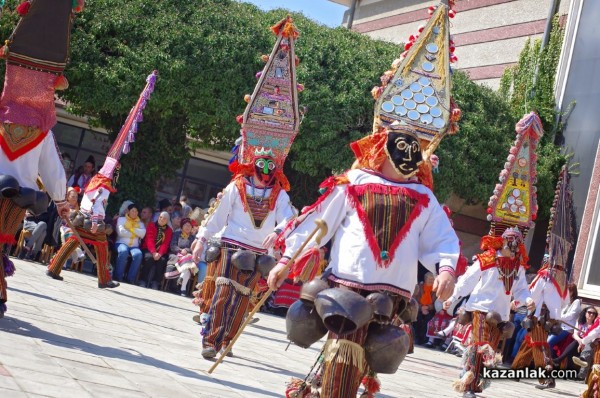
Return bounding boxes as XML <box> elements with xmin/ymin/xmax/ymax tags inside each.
<box><xmin>254</xmin><ymin>156</ymin><xmax>276</xmax><ymax>185</ymax></box>
<box><xmin>502</xmin><ymin>230</ymin><xmax>523</xmax><ymax>254</ymax></box>
<box><xmin>385</xmin><ymin>131</ymin><xmax>423</xmax><ymax>178</ymax></box>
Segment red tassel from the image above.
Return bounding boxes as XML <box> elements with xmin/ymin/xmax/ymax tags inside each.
<box><xmin>289</xmin><ymin>247</ymin><xmax>321</xmax><ymax>282</ymax></box>
<box><xmin>54</xmin><ymin>75</ymin><xmax>69</xmax><ymax>90</ymax></box>
<box><xmin>0</xmin><ymin>44</ymin><xmax>9</xmax><ymax>59</ymax></box>
<box><xmin>16</xmin><ymin>1</ymin><xmax>31</xmax><ymax>16</ymax></box>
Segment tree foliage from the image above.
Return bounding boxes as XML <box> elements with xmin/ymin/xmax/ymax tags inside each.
<box><xmin>0</xmin><ymin>1</ymin><xmax>565</xmax><ymax>217</ymax></box>
<box><xmin>499</xmin><ymin>15</ymin><xmax>566</xmax><ymax>220</ymax></box>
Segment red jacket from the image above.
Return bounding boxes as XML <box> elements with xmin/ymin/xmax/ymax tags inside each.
<box><xmin>142</xmin><ymin>222</ymin><xmax>172</xmax><ymax>256</ymax></box>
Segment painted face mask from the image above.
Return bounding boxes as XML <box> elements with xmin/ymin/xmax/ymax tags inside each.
<box><xmin>502</xmin><ymin>227</ymin><xmax>523</xmax><ymax>255</ymax></box>
<box><xmin>385</xmin><ymin>131</ymin><xmax>423</xmax><ymax>178</ymax></box>
<box><xmin>254</xmin><ymin>156</ymin><xmax>276</xmax><ymax>185</ymax></box>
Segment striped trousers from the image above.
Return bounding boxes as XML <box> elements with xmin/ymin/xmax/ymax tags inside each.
<box><xmin>581</xmin><ymin>345</ymin><xmax>600</xmax><ymax>398</ymax></box>
<box><xmin>320</xmin><ymin>326</ymin><xmax>370</xmax><ymax>397</ymax></box>
<box><xmin>463</xmin><ymin>311</ymin><xmax>502</xmax><ymax>393</ymax></box>
<box><xmin>47</xmin><ymin>228</ymin><xmax>111</xmax><ymax>285</ymax></box>
<box><xmin>511</xmin><ymin>321</ymin><xmax>552</xmax><ymax>383</ymax></box>
<box><xmin>0</xmin><ymin>198</ymin><xmax>26</xmax><ymax>304</ymax></box>
<box><xmin>203</xmin><ymin>245</ymin><xmax>261</xmax><ymax>351</ymax></box>
<box><xmin>199</xmin><ymin>259</ymin><xmax>217</xmax><ymax>315</ymax></box>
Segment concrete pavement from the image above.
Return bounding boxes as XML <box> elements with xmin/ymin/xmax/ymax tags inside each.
<box><xmin>0</xmin><ymin>258</ymin><xmax>584</xmax><ymax>397</ymax></box>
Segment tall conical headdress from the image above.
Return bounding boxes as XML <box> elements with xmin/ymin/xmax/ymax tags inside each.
<box><xmin>373</xmin><ymin>1</ymin><xmax>460</xmax><ymax>156</ymax></box>
<box><xmin>546</xmin><ymin>164</ymin><xmax>574</xmax><ymax>268</ymax></box>
<box><xmin>354</xmin><ymin>1</ymin><xmax>460</xmax><ymax>189</ymax></box>
<box><xmin>486</xmin><ymin>112</ymin><xmax>544</xmax><ymax>237</ymax></box>
<box><xmin>0</xmin><ymin>0</ymin><xmax>83</xmax><ymax>159</ymax></box>
<box><xmin>88</xmin><ymin>71</ymin><xmax>158</xmax><ymax>194</ymax></box>
<box><xmin>232</xmin><ymin>16</ymin><xmax>302</xmax><ymax>187</ymax></box>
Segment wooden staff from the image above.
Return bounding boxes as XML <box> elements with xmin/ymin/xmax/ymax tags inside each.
<box><xmin>208</xmin><ymin>219</ymin><xmax>329</xmax><ymax>374</ymax></box>
<box><xmin>64</xmin><ymin>218</ymin><xmax>98</xmax><ymax>265</ymax></box>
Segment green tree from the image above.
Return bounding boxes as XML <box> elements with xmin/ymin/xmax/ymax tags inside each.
<box><xmin>499</xmin><ymin>15</ymin><xmax>566</xmax><ymax>220</ymax></box>
<box><xmin>0</xmin><ymin>0</ymin><xmax>563</xmax><ymax>218</ymax></box>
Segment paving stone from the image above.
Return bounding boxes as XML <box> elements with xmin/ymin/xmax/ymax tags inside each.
<box><xmin>0</xmin><ymin>259</ymin><xmax>585</xmax><ymax>397</ymax></box>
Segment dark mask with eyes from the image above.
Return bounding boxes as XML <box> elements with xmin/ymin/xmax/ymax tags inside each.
<box><xmin>254</xmin><ymin>156</ymin><xmax>276</xmax><ymax>186</ymax></box>
<box><xmin>385</xmin><ymin>130</ymin><xmax>423</xmax><ymax>178</ymax></box>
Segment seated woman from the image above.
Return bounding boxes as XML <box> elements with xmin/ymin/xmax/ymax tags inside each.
<box><xmin>139</xmin><ymin>212</ymin><xmax>172</xmax><ymax>289</ymax></box>
<box><xmin>552</xmin><ymin>306</ymin><xmax>598</xmax><ymax>373</ymax></box>
<box><xmin>165</xmin><ymin>218</ymin><xmax>197</xmax><ymax>296</ymax></box>
<box><xmin>114</xmin><ymin>203</ymin><xmax>146</xmax><ymax>283</ymax></box>
<box><xmin>549</xmin><ymin>283</ymin><xmax>581</xmax><ymax>358</ymax></box>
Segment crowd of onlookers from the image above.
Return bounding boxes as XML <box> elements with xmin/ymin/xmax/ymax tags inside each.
<box><xmin>411</xmin><ymin>264</ymin><xmax>596</xmax><ymax>380</ymax></box>
<box><xmin>12</xmin><ymin>155</ymin><xmax>211</xmax><ymax>298</ymax></box>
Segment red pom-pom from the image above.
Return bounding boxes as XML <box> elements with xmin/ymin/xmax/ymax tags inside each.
<box><xmin>487</xmin><ymin>207</ymin><xmax>492</xmax><ymax>214</ymax></box>
<box><xmin>235</xmin><ymin>115</ymin><xmax>243</xmax><ymax>124</ymax></box>
<box><xmin>450</xmin><ymin>46</ymin><xmax>456</xmax><ymax>53</ymax></box>
<box><xmin>418</xmin><ymin>24</ymin><xmax>425</xmax><ymax>33</ymax></box>
<box><xmin>54</xmin><ymin>75</ymin><xmax>69</xmax><ymax>90</ymax></box>
<box><xmin>449</xmin><ymin>9</ymin><xmax>456</xmax><ymax>18</ymax></box>
<box><xmin>404</xmin><ymin>42</ymin><xmax>412</xmax><ymax>51</ymax></box>
<box><xmin>73</xmin><ymin>0</ymin><xmax>85</xmax><ymax>13</ymax></box>
<box><xmin>16</xmin><ymin>1</ymin><xmax>31</xmax><ymax>16</ymax></box>
<box><xmin>409</xmin><ymin>35</ymin><xmax>416</xmax><ymax>42</ymax></box>
<box><xmin>532</xmin><ymin>214</ymin><xmax>537</xmax><ymax>221</ymax></box>
<box><xmin>450</xmin><ymin>54</ymin><xmax>458</xmax><ymax>63</ymax></box>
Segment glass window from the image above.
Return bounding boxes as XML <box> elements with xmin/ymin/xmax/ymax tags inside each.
<box><xmin>182</xmin><ymin>179</ymin><xmax>208</xmax><ymax>208</ymax></box>
<box><xmin>186</xmin><ymin>158</ymin><xmax>231</xmax><ymax>186</ymax></box>
<box><xmin>156</xmin><ymin>175</ymin><xmax>182</xmax><ymax>198</ymax></box>
<box><xmin>53</xmin><ymin>123</ymin><xmax>82</xmax><ymax>146</ymax></box>
<box><xmin>81</xmin><ymin>130</ymin><xmax>112</xmax><ymax>154</ymax></box>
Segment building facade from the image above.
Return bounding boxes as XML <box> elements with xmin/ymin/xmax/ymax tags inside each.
<box><xmin>55</xmin><ymin>108</ymin><xmax>232</xmax><ymax>210</ymax></box>
<box><xmin>331</xmin><ymin>0</ymin><xmax>570</xmax><ymax>90</ymax></box>
<box><xmin>556</xmin><ymin>0</ymin><xmax>600</xmax><ymax>300</ymax></box>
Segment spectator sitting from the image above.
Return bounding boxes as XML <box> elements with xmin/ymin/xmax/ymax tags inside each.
<box><xmin>552</xmin><ymin>306</ymin><xmax>598</xmax><ymax>370</ymax></box>
<box><xmin>424</xmin><ymin>299</ymin><xmax>453</xmax><ymax>349</ymax></box>
<box><xmin>549</xmin><ymin>283</ymin><xmax>581</xmax><ymax>356</ymax></box>
<box><xmin>139</xmin><ymin>211</ymin><xmax>172</xmax><ymax>289</ymax></box>
<box><xmin>180</xmin><ymin>194</ymin><xmax>192</xmax><ymax>218</ymax></box>
<box><xmin>153</xmin><ymin>198</ymin><xmax>173</xmax><ymax>222</ymax></box>
<box><xmin>140</xmin><ymin>206</ymin><xmax>154</xmax><ymax>228</ymax></box>
<box><xmin>19</xmin><ymin>209</ymin><xmax>48</xmax><ymax>262</ymax></box>
<box><xmin>67</xmin><ymin>155</ymin><xmax>95</xmax><ymax>192</ymax></box>
<box><xmin>114</xmin><ymin>203</ymin><xmax>146</xmax><ymax>283</ymax></box>
<box><xmin>165</xmin><ymin>218</ymin><xmax>197</xmax><ymax>296</ymax></box>
<box><xmin>171</xmin><ymin>212</ymin><xmax>182</xmax><ymax>232</ymax></box>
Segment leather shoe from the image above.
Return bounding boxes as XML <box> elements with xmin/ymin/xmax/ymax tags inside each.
<box><xmin>535</xmin><ymin>380</ymin><xmax>556</xmax><ymax>389</ymax></box>
<box><xmin>202</xmin><ymin>347</ymin><xmax>217</xmax><ymax>359</ymax></box>
<box><xmin>46</xmin><ymin>270</ymin><xmax>63</xmax><ymax>281</ymax></box>
<box><xmin>219</xmin><ymin>348</ymin><xmax>233</xmax><ymax>357</ymax></box>
<box><xmin>98</xmin><ymin>281</ymin><xmax>120</xmax><ymax>289</ymax></box>
<box><xmin>573</xmin><ymin>356</ymin><xmax>588</xmax><ymax>368</ymax></box>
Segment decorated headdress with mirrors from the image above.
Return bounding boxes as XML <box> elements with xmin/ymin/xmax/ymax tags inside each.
<box><xmin>229</xmin><ymin>16</ymin><xmax>303</xmax><ymax>209</ymax></box>
<box><xmin>479</xmin><ymin>112</ymin><xmax>544</xmax><ymax>274</ymax></box>
<box><xmin>86</xmin><ymin>71</ymin><xmax>158</xmax><ymax>195</ymax></box>
<box><xmin>352</xmin><ymin>0</ymin><xmax>461</xmax><ymax>190</ymax></box>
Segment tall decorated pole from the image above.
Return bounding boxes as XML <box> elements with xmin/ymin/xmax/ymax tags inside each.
<box><xmin>95</xmin><ymin>70</ymin><xmax>159</xmax><ymax>186</ymax></box>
